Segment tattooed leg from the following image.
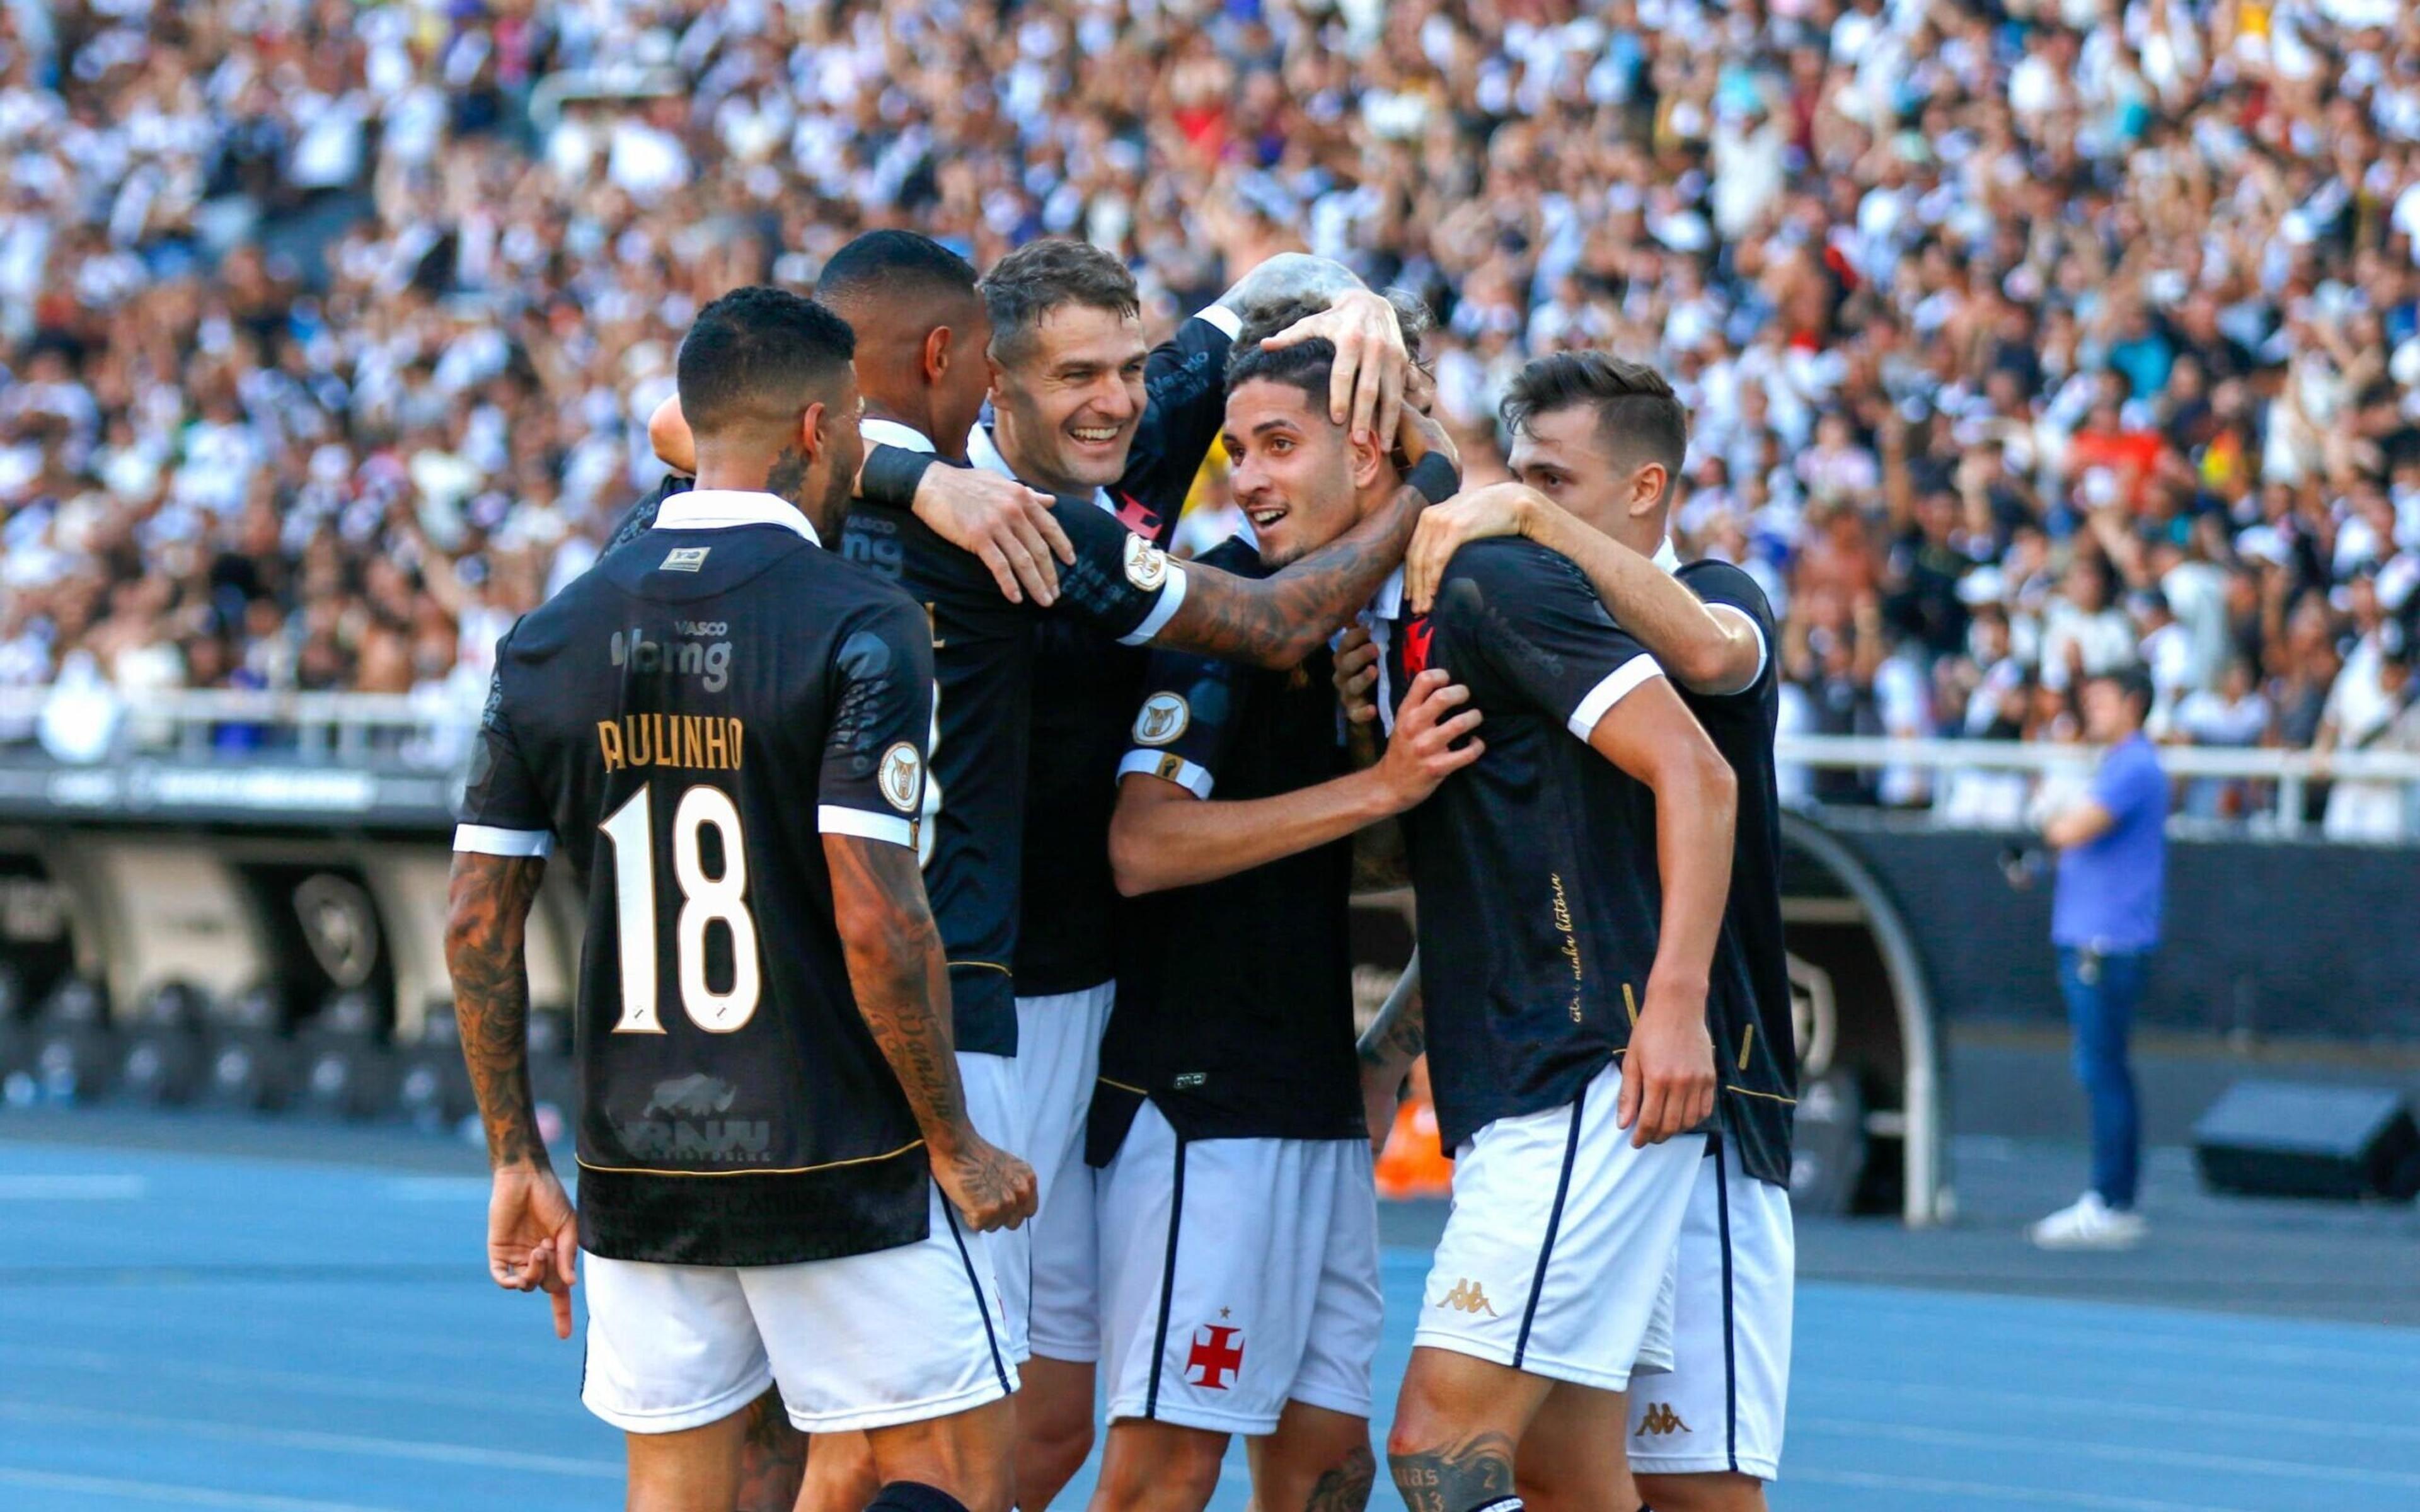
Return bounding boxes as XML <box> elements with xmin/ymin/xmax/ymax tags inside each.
<box><xmin>732</xmin><ymin>1386</ymin><xmax>807</xmax><ymax>1512</ymax></box>
<box><xmin>1386</xmin><ymin>1348</ymin><xmax>1553</xmax><ymax>1512</ymax></box>
<box><xmin>1247</xmin><ymin>1402</ymin><xmax>1374</xmax><ymax>1512</ymax></box>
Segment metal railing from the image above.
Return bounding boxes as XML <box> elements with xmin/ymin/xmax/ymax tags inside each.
<box><xmin>1774</xmin><ymin>734</ymin><xmax>2420</xmax><ymax>838</ymax></box>
<box><xmin>1</xmin><ymin>687</ymin><xmax>2414</xmax><ymax>837</ymax></box>
<box><xmin>0</xmin><ymin>687</ymin><xmax>460</xmax><ymax>767</ymax></box>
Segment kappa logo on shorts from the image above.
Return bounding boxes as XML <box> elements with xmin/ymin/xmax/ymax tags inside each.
<box><xmin>1132</xmin><ymin>691</ymin><xmax>1189</xmax><ymax>746</ymax></box>
<box><xmin>1186</xmin><ymin>1324</ymin><xmax>1244</xmax><ymax>1389</ymax></box>
<box><xmin>1637</xmin><ymin>1402</ymin><xmax>1692</xmax><ymax>1437</ymax></box>
<box><xmin>1429</xmin><ymin>1278</ymin><xmax>1498</xmax><ymax>1315</ymax></box>
<box><xmin>1123</xmin><ymin>532</ymin><xmax>1170</xmax><ymax>591</ymax></box>
<box><xmin>878</xmin><ymin>742</ymin><xmax>924</xmax><ymax>812</ymax></box>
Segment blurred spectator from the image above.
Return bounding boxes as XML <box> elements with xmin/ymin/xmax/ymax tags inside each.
<box><xmin>0</xmin><ymin>0</ymin><xmax>2404</xmax><ymax>835</ymax></box>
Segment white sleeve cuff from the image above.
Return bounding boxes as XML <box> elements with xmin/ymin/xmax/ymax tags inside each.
<box><xmin>453</xmin><ymin>824</ymin><xmax>553</xmax><ymax>857</ymax></box>
<box><xmin>1567</xmin><ymin>656</ymin><xmax>1668</xmax><ymax>741</ymax></box>
<box><xmin>1194</xmin><ymin>304</ymin><xmax>1243</xmax><ymax>341</ymax></box>
<box><xmin>1117</xmin><ymin>748</ymin><xmax>1214</xmax><ymax>799</ymax></box>
<box><xmin>819</xmin><ymin>805</ymin><xmax>916</xmax><ymax>848</ymax></box>
<box><xmin>1118</xmin><ymin>563</ymin><xmax>1190</xmax><ymax>646</ymax></box>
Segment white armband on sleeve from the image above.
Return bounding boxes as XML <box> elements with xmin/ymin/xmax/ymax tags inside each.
<box><xmin>1117</xmin><ymin>748</ymin><xmax>1214</xmax><ymax>799</ymax></box>
<box><xmin>819</xmin><ymin>805</ymin><xmax>916</xmax><ymax>848</ymax></box>
<box><xmin>1567</xmin><ymin>657</ymin><xmax>1668</xmax><ymax>741</ymax></box>
<box><xmin>453</xmin><ymin>825</ymin><xmax>554</xmax><ymax>857</ymax></box>
<box><xmin>1119</xmin><ymin>563</ymin><xmax>1190</xmax><ymax>646</ymax></box>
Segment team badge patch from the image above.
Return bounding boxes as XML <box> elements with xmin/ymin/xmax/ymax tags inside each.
<box><xmin>877</xmin><ymin>742</ymin><xmax>923</xmax><ymax>812</ymax></box>
<box><xmin>1132</xmin><ymin>691</ymin><xmax>1189</xmax><ymax>746</ymax></box>
<box><xmin>1185</xmin><ymin>1324</ymin><xmax>1244</xmax><ymax>1390</ymax></box>
<box><xmin>1122</xmin><ymin>533</ymin><xmax>1169</xmax><ymax>591</ymax></box>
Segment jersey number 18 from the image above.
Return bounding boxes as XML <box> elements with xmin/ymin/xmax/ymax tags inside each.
<box><xmin>598</xmin><ymin>784</ymin><xmax>761</xmax><ymax>1034</ymax></box>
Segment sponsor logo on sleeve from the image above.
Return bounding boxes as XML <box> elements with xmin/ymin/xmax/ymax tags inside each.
<box><xmin>1132</xmin><ymin>691</ymin><xmax>1189</xmax><ymax>746</ymax></box>
<box><xmin>1122</xmin><ymin>532</ymin><xmax>1169</xmax><ymax>591</ymax></box>
<box><xmin>878</xmin><ymin>742</ymin><xmax>924</xmax><ymax>812</ymax></box>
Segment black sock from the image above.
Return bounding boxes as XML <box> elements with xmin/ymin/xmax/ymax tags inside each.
<box><xmin>867</xmin><ymin>1483</ymin><xmax>971</xmax><ymax>1512</ymax></box>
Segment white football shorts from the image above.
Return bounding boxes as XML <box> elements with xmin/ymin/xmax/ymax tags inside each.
<box><xmin>1097</xmin><ymin>1101</ymin><xmax>1383</xmax><ymax>1436</ymax></box>
<box><xmin>580</xmin><ymin>1184</ymin><xmax>1017</xmax><ymax>1436</ymax></box>
<box><xmin>1015</xmin><ymin>982</ymin><xmax>1115</xmax><ymax>1361</ymax></box>
<box><xmin>1627</xmin><ymin>1136</ymin><xmax>1794</xmax><ymax>1481</ymax></box>
<box><xmin>1414</xmin><ymin>1055</ymin><xmax>1703</xmax><ymax>1392</ymax></box>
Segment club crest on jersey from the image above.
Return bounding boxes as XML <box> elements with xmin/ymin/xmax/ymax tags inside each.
<box><xmin>1132</xmin><ymin>692</ymin><xmax>1189</xmax><ymax>746</ymax></box>
<box><xmin>1122</xmin><ymin>533</ymin><xmax>1170</xmax><ymax>591</ymax></box>
<box><xmin>878</xmin><ymin>742</ymin><xmax>923</xmax><ymax>812</ymax></box>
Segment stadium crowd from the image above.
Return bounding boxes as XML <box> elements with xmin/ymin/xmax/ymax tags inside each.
<box><xmin>0</xmin><ymin>0</ymin><xmax>2417</xmax><ymax>833</ymax></box>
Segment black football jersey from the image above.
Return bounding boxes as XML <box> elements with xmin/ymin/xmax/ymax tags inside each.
<box><xmin>456</xmin><ymin>489</ymin><xmax>936</xmax><ymax>1267</ymax></box>
<box><xmin>839</xmin><ymin>417</ymin><xmax>1185</xmax><ymax>1053</ymax></box>
<box><xmin>1384</xmin><ymin>538</ymin><xmax>1744</xmax><ymax>1152</ymax></box>
<box><xmin>1674</xmin><ymin>560</ymin><xmax>1797</xmax><ymax>1188</ymax></box>
<box><xmin>631</xmin><ymin>426</ymin><xmax>1185</xmax><ymax>1059</ymax></box>
<box><xmin>1090</xmin><ymin>537</ymin><xmax>1363</xmax><ymax>1157</ymax></box>
<box><xmin>1015</xmin><ymin>311</ymin><xmax>1236</xmax><ymax>995</ymax></box>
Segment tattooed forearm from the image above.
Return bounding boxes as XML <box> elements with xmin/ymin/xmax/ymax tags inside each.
<box><xmin>824</xmin><ymin>833</ymin><xmax>969</xmax><ymax>1152</ymax></box>
<box><xmin>1307</xmin><ymin>1443</ymin><xmax>1378</xmax><ymax>1512</ymax></box>
<box><xmin>1388</xmin><ymin>1430</ymin><xmax>1516</xmax><ymax>1512</ymax></box>
<box><xmin>1163</xmin><ymin>480</ymin><xmax>1425</xmax><ymax>668</ymax></box>
<box><xmin>1216</xmin><ymin>252</ymin><xmax>1366</xmax><ymax>314</ymax></box>
<box><xmin>732</xmin><ymin>1386</ymin><xmax>807</xmax><ymax>1512</ymax></box>
<box><xmin>1357</xmin><ymin>953</ymin><xmax>1426</xmax><ymax>1070</ymax></box>
<box><xmin>445</xmin><ymin>852</ymin><xmax>550</xmax><ymax>1169</ymax></box>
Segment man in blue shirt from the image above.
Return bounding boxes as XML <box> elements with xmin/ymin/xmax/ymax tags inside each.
<box><xmin>2032</xmin><ymin>665</ymin><xmax>2165</xmax><ymax>1249</ymax></box>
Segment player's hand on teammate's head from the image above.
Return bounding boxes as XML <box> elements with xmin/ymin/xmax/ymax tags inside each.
<box><xmin>1618</xmin><ymin>978</ymin><xmax>1719</xmax><ymax>1149</ymax></box>
<box><xmin>913</xmin><ymin>465</ymin><xmax>1075</xmax><ymax>607</ymax></box>
<box><xmin>1333</xmin><ymin>626</ymin><xmax>1382</xmax><ymax>726</ymax></box>
<box><xmin>1374</xmin><ymin>668</ymin><xmax>1483</xmax><ymax>810</ymax></box>
<box><xmin>1259</xmin><ymin>289</ymin><xmax>1410</xmax><ymax>450</ymax></box>
<box><xmin>1405</xmin><ymin>482</ymin><xmax>1548</xmax><ymax>614</ymax></box>
<box><xmin>487</xmin><ymin>1165</ymin><xmax>580</xmax><ymax>1339</ymax></box>
<box><xmin>935</xmin><ymin>1135</ymin><xmax>1040</xmax><ymax>1233</ymax></box>
<box><xmin>648</xmin><ymin>394</ymin><xmax>696</xmax><ymax>475</ymax></box>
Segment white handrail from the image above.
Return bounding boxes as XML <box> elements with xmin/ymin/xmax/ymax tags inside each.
<box><xmin>1773</xmin><ymin>735</ymin><xmax>2420</xmax><ymax>783</ymax></box>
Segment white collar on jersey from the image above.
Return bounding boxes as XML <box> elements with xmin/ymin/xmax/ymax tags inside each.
<box><xmin>1366</xmin><ymin>565</ymin><xmax>1405</xmax><ymax>622</ymax></box>
<box><xmin>1653</xmin><ymin>536</ymin><xmax>1681</xmax><ymax>573</ymax></box>
<box><xmin>969</xmin><ymin>420</ymin><xmax>1117</xmax><ymax>516</ymax></box>
<box><xmin>860</xmin><ymin>416</ymin><xmax>938</xmax><ymax>454</ymax></box>
<box><xmin>655</xmin><ymin>488</ymin><xmax>822</xmax><ymax>546</ymax></box>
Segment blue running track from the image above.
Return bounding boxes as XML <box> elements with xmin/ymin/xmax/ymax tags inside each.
<box><xmin>1</xmin><ymin>1138</ymin><xmax>2415</xmax><ymax>1511</ymax></box>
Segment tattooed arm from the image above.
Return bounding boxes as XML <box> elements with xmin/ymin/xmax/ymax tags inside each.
<box><xmin>1356</xmin><ymin>951</ymin><xmax>1427</xmax><ymax>1152</ymax></box>
<box><xmin>824</xmin><ymin>832</ymin><xmax>1037</xmax><ymax>1232</ymax></box>
<box><xmin>446</xmin><ymin>851</ymin><xmax>577</xmax><ymax>1338</ymax></box>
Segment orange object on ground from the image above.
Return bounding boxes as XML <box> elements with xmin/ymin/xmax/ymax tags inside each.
<box><xmin>1376</xmin><ymin>1091</ymin><xmax>1454</xmax><ymax>1200</ymax></box>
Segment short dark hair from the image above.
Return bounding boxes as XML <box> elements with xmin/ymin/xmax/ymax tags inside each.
<box><xmin>1501</xmin><ymin>352</ymin><xmax>1687</xmax><ymax>486</ymax></box>
<box><xmin>979</xmin><ymin>239</ymin><xmax>1139</xmax><ymax>365</ymax></box>
<box><xmin>676</xmin><ymin>286</ymin><xmax>855</xmax><ymax>436</ymax></box>
<box><xmin>817</xmin><ymin>230</ymin><xmax>979</xmax><ymax>319</ymax></box>
<box><xmin>2087</xmin><ymin>663</ymin><xmax>2155</xmax><ymax>714</ymax></box>
<box><xmin>1223</xmin><ymin>297</ymin><xmax>1335</xmax><ymax>411</ymax></box>
<box><xmin>1222</xmin><ymin>288</ymin><xmax>1436</xmax><ymax>411</ymax></box>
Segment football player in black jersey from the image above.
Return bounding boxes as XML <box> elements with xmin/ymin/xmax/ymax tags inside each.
<box><xmin>1082</xmin><ymin>312</ymin><xmax>1472</xmax><ymax>1512</ymax></box>
<box><xmin>448</xmin><ymin>288</ymin><xmax>1035</xmax><ymax>1512</ymax></box>
<box><xmin>642</xmin><ymin>236</ymin><xmax>1426</xmax><ymax>1512</ymax></box>
<box><xmin>1335</xmin><ymin>362</ymin><xmax>1743</xmax><ymax>1508</ymax></box>
<box><xmin>1395</xmin><ymin>355</ymin><xmax>1795</xmax><ymax>1512</ymax></box>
